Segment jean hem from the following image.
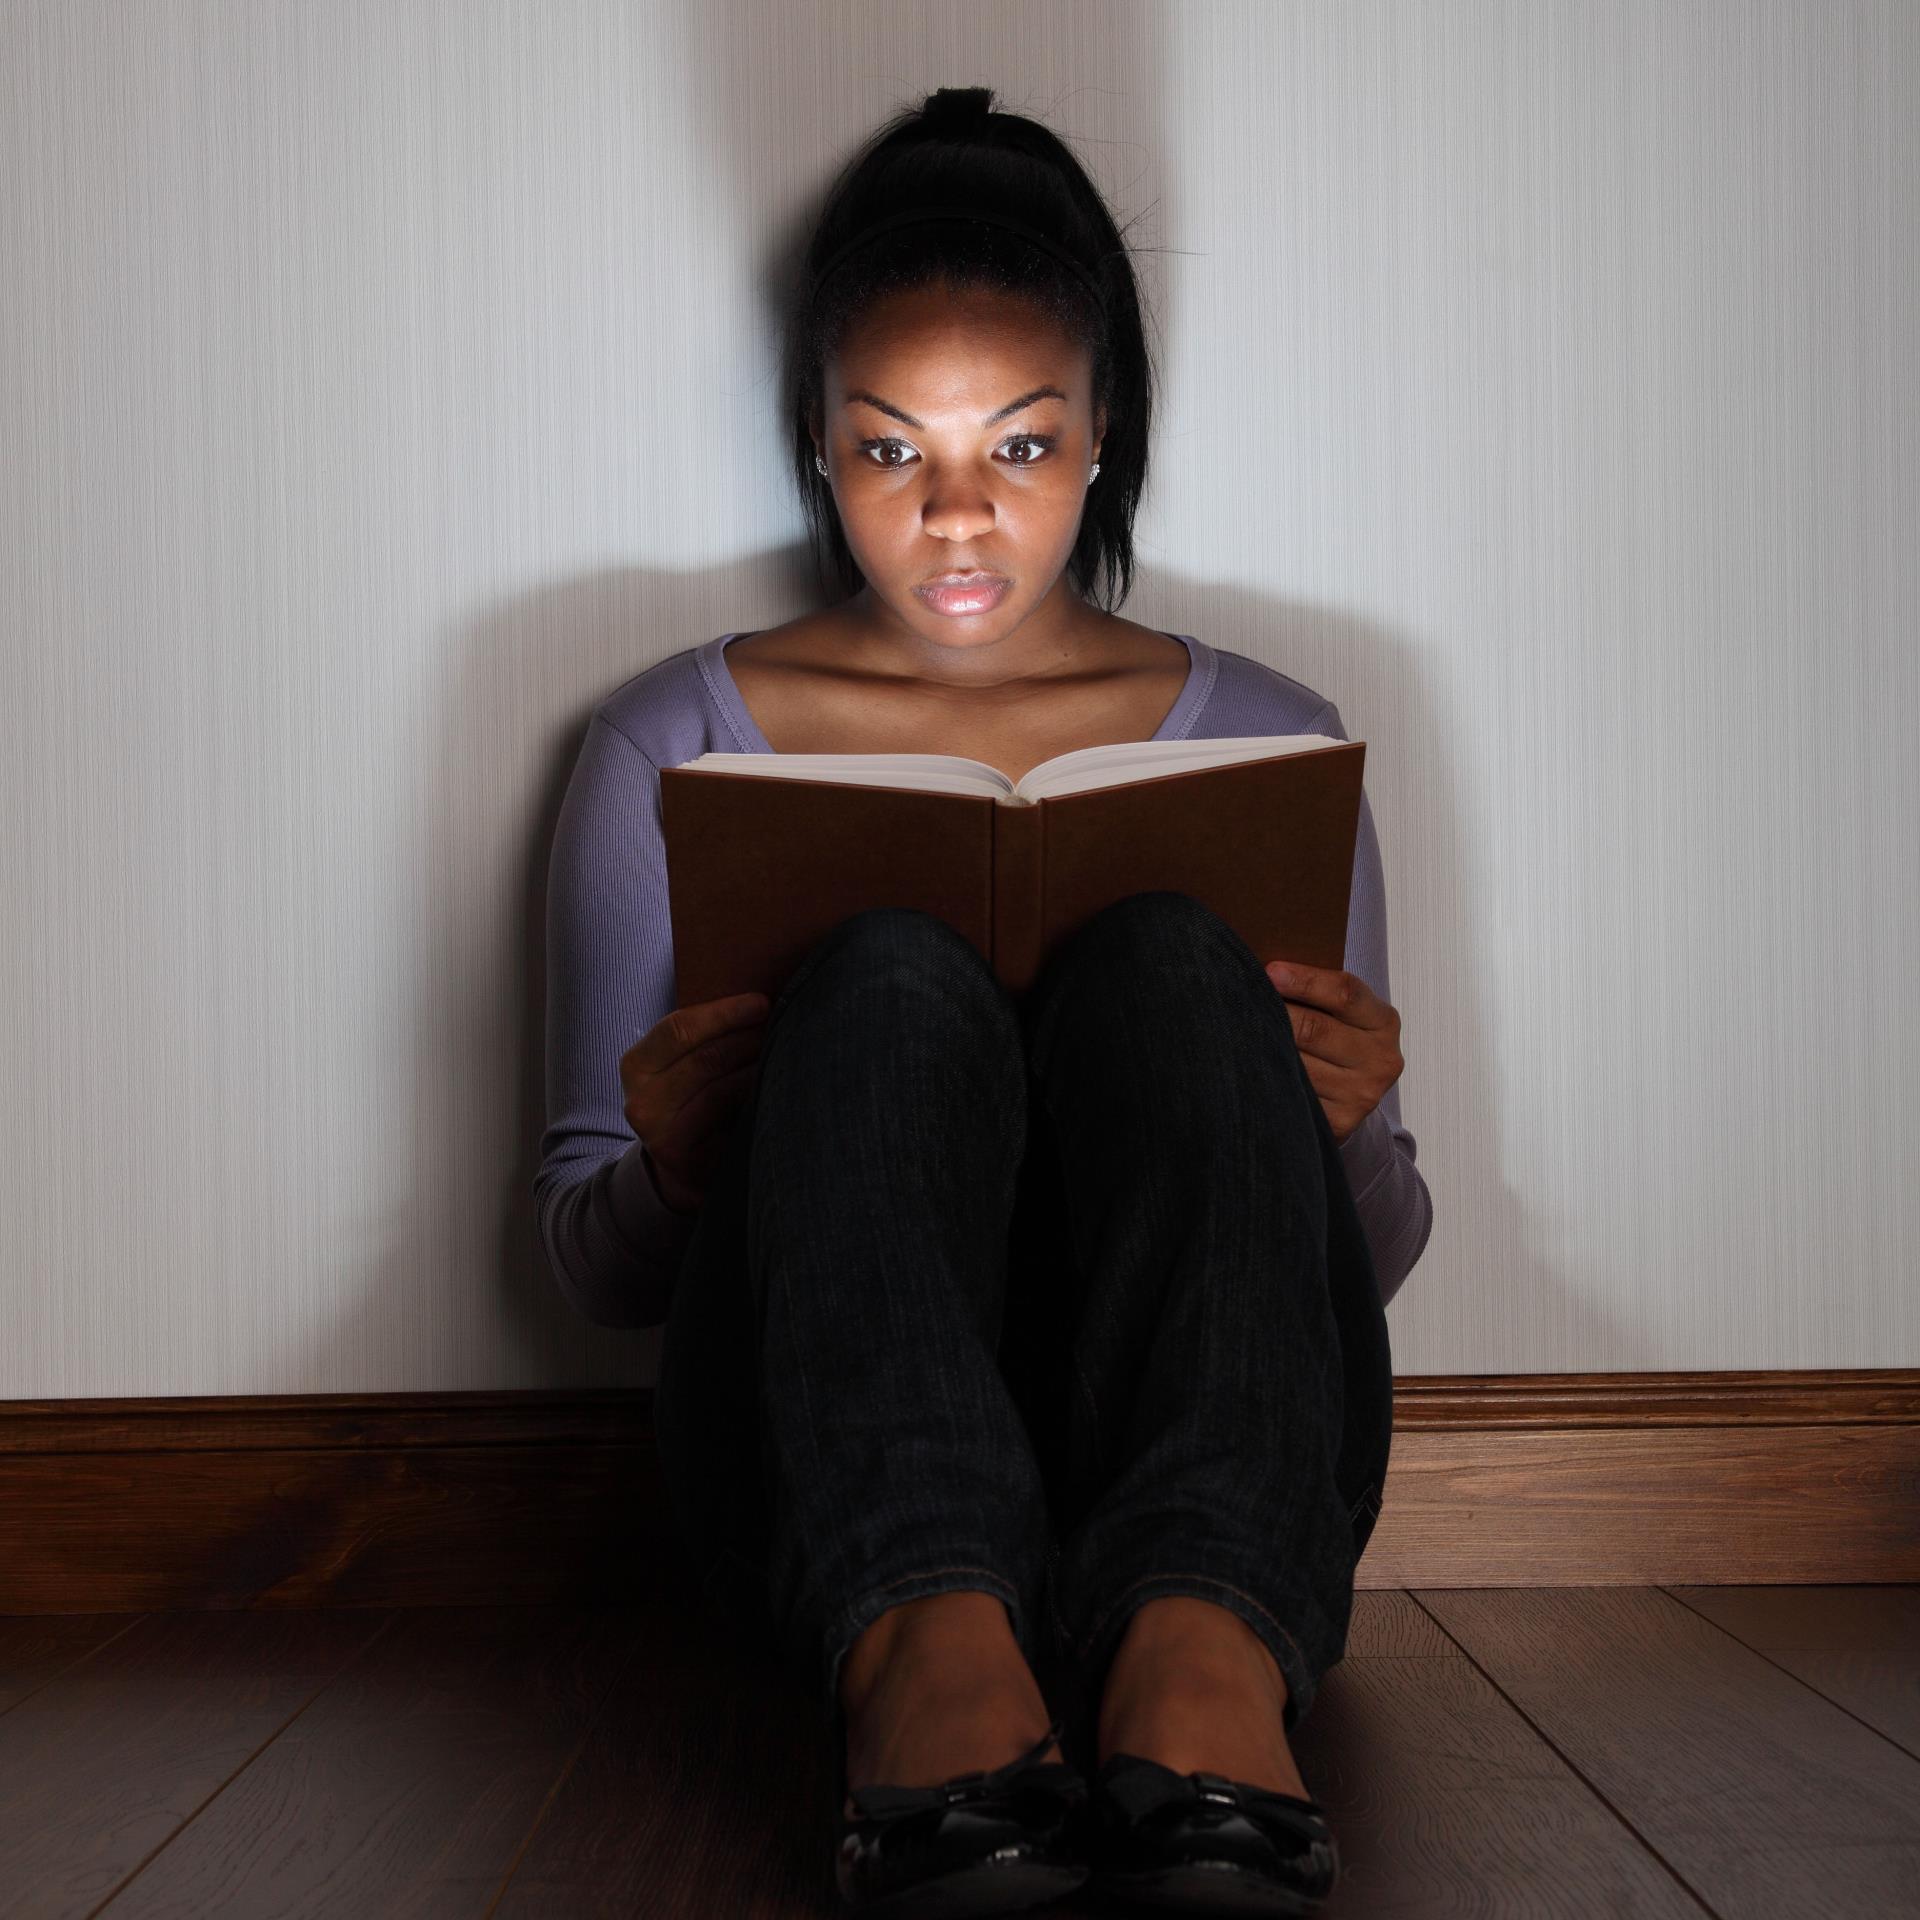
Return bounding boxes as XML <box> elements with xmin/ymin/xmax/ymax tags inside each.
<box><xmin>821</xmin><ymin>1563</ymin><xmax>1028</xmax><ymax>1737</ymax></box>
<box><xmin>1071</xmin><ymin>1569</ymin><xmax>1324</xmax><ymax>1731</ymax></box>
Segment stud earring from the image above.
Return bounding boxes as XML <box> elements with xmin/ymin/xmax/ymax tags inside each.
<box><xmin>1089</xmin><ymin>462</ymin><xmax>1101</xmax><ymax>482</ymax></box>
<box><xmin>815</xmin><ymin>452</ymin><xmax>827</xmax><ymax>476</ymax></box>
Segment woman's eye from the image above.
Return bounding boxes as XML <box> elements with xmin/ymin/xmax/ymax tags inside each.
<box><xmin>853</xmin><ymin>434</ymin><xmax>1058</xmax><ymax>468</ymax></box>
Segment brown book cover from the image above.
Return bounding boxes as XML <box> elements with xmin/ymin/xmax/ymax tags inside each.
<box><xmin>659</xmin><ymin>737</ymin><xmax>1366</xmax><ymax>1011</ymax></box>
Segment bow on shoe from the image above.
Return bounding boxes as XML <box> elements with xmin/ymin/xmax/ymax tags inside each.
<box><xmin>1090</xmin><ymin>1754</ymin><xmax>1341</xmax><ymax>1912</ymax></box>
<box><xmin>1100</xmin><ymin>1755</ymin><xmax>1332</xmax><ymax>1845</ymax></box>
<box><xmin>846</xmin><ymin>1715</ymin><xmax>1087</xmax><ymax>1827</ymax></box>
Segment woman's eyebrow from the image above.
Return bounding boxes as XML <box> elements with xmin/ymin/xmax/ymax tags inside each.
<box><xmin>842</xmin><ymin>385</ymin><xmax>1067</xmax><ymax>429</ymax></box>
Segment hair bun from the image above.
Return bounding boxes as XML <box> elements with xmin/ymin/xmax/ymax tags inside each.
<box><xmin>922</xmin><ymin>86</ymin><xmax>995</xmax><ymax>132</ymax></box>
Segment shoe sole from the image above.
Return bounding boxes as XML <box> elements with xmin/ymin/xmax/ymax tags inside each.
<box><xmin>1093</xmin><ymin>1859</ymin><xmax>1329</xmax><ymax>1915</ymax></box>
<box><xmin>843</xmin><ymin>1855</ymin><xmax>1090</xmax><ymax>1919</ymax></box>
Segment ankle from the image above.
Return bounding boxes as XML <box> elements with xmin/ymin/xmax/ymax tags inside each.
<box><xmin>837</xmin><ymin>1593</ymin><xmax>1058</xmax><ymax>1811</ymax></box>
<box><xmin>1095</xmin><ymin>1598</ymin><xmax>1305</xmax><ymax>1795</ymax></box>
<box><xmin>1109</xmin><ymin>1596</ymin><xmax>1291</xmax><ymax>1709</ymax></box>
<box><xmin>838</xmin><ymin>1589</ymin><xmax>1019</xmax><ymax>1722</ymax></box>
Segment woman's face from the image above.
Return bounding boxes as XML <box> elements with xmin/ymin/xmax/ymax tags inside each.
<box><xmin>813</xmin><ymin>278</ymin><xmax>1106</xmax><ymax>652</ymax></box>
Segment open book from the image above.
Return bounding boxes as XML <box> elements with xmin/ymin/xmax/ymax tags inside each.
<box><xmin>659</xmin><ymin>733</ymin><xmax>1365</xmax><ymax>1008</ymax></box>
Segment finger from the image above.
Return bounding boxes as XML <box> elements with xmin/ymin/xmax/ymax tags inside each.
<box><xmin>654</xmin><ymin>1061</ymin><xmax>761</xmax><ymax>1186</ymax></box>
<box><xmin>670</xmin><ymin>1057</ymin><xmax>760</xmax><ymax>1145</ymax></box>
<box><xmin>632</xmin><ymin>994</ymin><xmax>770</xmax><ymax>1072</ymax></box>
<box><xmin>1264</xmin><ymin>962</ymin><xmax>1392</xmax><ymax>1028</ymax></box>
<box><xmin>1296</xmin><ymin>1050</ymin><xmax>1368</xmax><ymax>1132</ymax></box>
<box><xmin>623</xmin><ymin>1009</ymin><xmax>764</xmax><ymax>1115</ymax></box>
<box><xmin>654</xmin><ymin>1026</ymin><xmax>766</xmax><ymax>1124</ymax></box>
<box><xmin>1280</xmin><ymin>996</ymin><xmax>1374</xmax><ymax>1071</ymax></box>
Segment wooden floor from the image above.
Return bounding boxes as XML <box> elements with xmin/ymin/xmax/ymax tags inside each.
<box><xmin>1</xmin><ymin>1582</ymin><xmax>1916</xmax><ymax>1918</ymax></box>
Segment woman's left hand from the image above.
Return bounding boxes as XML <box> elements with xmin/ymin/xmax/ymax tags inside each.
<box><xmin>1264</xmin><ymin>960</ymin><xmax>1405</xmax><ymax>1146</ymax></box>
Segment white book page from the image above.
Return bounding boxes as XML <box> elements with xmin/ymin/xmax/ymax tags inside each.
<box><xmin>1014</xmin><ymin>733</ymin><xmax>1345</xmax><ymax>800</ymax></box>
<box><xmin>673</xmin><ymin>734</ymin><xmax>1345</xmax><ymax>804</ymax></box>
<box><xmin>673</xmin><ymin>750</ymin><xmax>1014</xmax><ymax>797</ymax></box>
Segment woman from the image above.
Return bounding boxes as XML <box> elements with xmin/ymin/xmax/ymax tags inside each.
<box><xmin>536</xmin><ymin>85</ymin><xmax>1433</xmax><ymax>1918</ymax></box>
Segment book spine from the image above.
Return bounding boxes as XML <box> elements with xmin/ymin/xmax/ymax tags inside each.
<box><xmin>990</xmin><ymin>799</ymin><xmax>1047</xmax><ymax>997</ymax></box>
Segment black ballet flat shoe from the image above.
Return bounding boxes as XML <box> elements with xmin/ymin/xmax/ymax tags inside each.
<box><xmin>1085</xmin><ymin>1751</ymin><xmax>1340</xmax><ymax>1915</ymax></box>
<box><xmin>834</xmin><ymin>1712</ymin><xmax>1093</xmax><ymax>1918</ymax></box>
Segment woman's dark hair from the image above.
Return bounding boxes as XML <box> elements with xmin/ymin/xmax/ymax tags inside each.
<box><xmin>781</xmin><ymin>85</ymin><xmax>1158</xmax><ymax>612</ymax></box>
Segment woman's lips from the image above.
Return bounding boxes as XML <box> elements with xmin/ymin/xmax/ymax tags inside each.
<box><xmin>914</xmin><ymin>575</ymin><xmax>1011</xmax><ymax>616</ymax></box>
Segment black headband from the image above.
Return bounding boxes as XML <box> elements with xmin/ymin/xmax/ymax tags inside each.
<box><xmin>806</xmin><ymin>206</ymin><xmax>1106</xmax><ymax>312</ymax></box>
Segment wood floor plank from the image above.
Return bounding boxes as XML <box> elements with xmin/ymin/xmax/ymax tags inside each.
<box><xmin>1343</xmin><ymin>1589</ymin><xmax>1457</xmax><ymax>1657</ymax></box>
<box><xmin>1665</xmin><ymin>1585</ymin><xmax>1920</xmax><ymax>1759</ymax></box>
<box><xmin>0</xmin><ymin>1609</ymin><xmax>392</xmax><ymax>1920</ymax></box>
<box><xmin>492</xmin><ymin>1584</ymin><xmax>829</xmax><ymax>1916</ymax></box>
<box><xmin>0</xmin><ymin>1614</ymin><xmax>147</xmax><ymax>1715</ymax></box>
<box><xmin>1418</xmin><ymin>1587</ymin><xmax>1920</xmax><ymax>1919</ymax></box>
<box><xmin>95</xmin><ymin>1605</ymin><xmax>641</xmax><ymax>1919</ymax></box>
<box><xmin>1293</xmin><ymin>1651</ymin><xmax>1704</xmax><ymax>1916</ymax></box>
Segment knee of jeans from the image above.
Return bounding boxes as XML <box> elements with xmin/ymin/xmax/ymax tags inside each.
<box><xmin>785</xmin><ymin>906</ymin><xmax>1013</xmax><ymax>1022</ymax></box>
<box><xmin>827</xmin><ymin>904</ymin><xmax>963</xmax><ymax>949</ymax></box>
<box><xmin>1036</xmin><ymin>890</ymin><xmax>1261</xmax><ymax>1029</ymax></box>
<box><xmin>1084</xmin><ymin>888</ymin><xmax>1240</xmax><ymax>954</ymax></box>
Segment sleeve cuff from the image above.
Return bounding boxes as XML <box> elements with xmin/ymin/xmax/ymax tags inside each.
<box><xmin>1336</xmin><ymin>1104</ymin><xmax>1396</xmax><ymax>1206</ymax></box>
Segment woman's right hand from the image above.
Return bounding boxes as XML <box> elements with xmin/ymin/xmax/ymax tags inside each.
<box><xmin>620</xmin><ymin>992</ymin><xmax>771</xmax><ymax>1215</ymax></box>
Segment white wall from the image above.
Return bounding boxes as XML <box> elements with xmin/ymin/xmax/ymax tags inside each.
<box><xmin>2</xmin><ymin>0</ymin><xmax>1912</xmax><ymax>1394</ymax></box>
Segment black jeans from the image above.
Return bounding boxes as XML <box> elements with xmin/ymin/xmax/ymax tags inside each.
<box><xmin>652</xmin><ymin>890</ymin><xmax>1393</xmax><ymax>1769</ymax></box>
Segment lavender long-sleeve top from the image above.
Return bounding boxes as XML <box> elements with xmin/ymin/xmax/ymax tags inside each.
<box><xmin>536</xmin><ymin>630</ymin><xmax>1434</xmax><ymax>1330</ymax></box>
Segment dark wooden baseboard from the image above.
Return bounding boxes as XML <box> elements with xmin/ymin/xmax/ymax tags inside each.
<box><xmin>1358</xmin><ymin>1370</ymin><xmax>1918</xmax><ymax>1588</ymax></box>
<box><xmin>1</xmin><ymin>1371</ymin><xmax>1913</xmax><ymax>1612</ymax></box>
